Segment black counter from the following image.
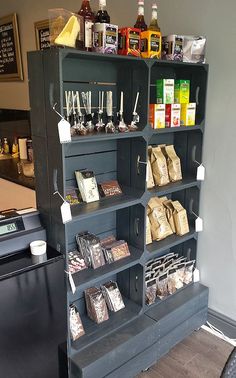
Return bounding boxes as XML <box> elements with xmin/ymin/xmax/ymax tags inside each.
<box><xmin>0</xmin><ymin>158</ymin><xmax>35</xmax><ymax>190</ymax></box>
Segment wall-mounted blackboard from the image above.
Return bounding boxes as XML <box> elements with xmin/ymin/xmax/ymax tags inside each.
<box><xmin>34</xmin><ymin>20</ymin><xmax>50</xmax><ymax>50</ymax></box>
<box><xmin>0</xmin><ymin>13</ymin><xmax>23</xmax><ymax>81</ymax></box>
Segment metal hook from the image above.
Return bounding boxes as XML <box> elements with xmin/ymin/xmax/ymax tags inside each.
<box><xmin>52</xmin><ymin>103</ymin><xmax>64</xmax><ymax>120</ymax></box>
<box><xmin>53</xmin><ymin>190</ymin><xmax>65</xmax><ymax>203</ymax></box>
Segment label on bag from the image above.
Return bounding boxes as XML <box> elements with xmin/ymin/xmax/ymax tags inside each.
<box><xmin>58</xmin><ymin>119</ymin><xmax>71</xmax><ymax>144</ymax></box>
<box><xmin>197</xmin><ymin>164</ymin><xmax>205</xmax><ymax>181</ymax></box>
<box><xmin>195</xmin><ymin>217</ymin><xmax>203</xmax><ymax>232</ymax></box>
<box><xmin>61</xmin><ymin>201</ymin><xmax>72</xmax><ymax>224</ymax></box>
<box><xmin>68</xmin><ymin>272</ymin><xmax>76</xmax><ymax>294</ymax></box>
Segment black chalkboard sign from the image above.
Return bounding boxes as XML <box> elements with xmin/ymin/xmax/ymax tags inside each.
<box><xmin>34</xmin><ymin>20</ymin><xmax>50</xmax><ymax>50</ymax></box>
<box><xmin>0</xmin><ymin>13</ymin><xmax>23</xmax><ymax>81</ymax></box>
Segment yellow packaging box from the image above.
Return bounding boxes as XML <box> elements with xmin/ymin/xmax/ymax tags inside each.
<box><xmin>181</xmin><ymin>103</ymin><xmax>196</xmax><ymax>126</ymax></box>
<box><xmin>149</xmin><ymin>104</ymin><xmax>165</xmax><ymax>129</ymax></box>
<box><xmin>141</xmin><ymin>30</ymin><xmax>162</xmax><ymax>59</ymax></box>
<box><xmin>174</xmin><ymin>80</ymin><xmax>190</xmax><ymax>103</ymax></box>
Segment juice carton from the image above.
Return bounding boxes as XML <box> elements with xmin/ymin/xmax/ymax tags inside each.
<box><xmin>181</xmin><ymin>103</ymin><xmax>196</xmax><ymax>126</ymax></box>
<box><xmin>118</xmin><ymin>27</ymin><xmax>141</xmax><ymax>56</ymax></box>
<box><xmin>165</xmin><ymin>104</ymin><xmax>181</xmax><ymax>127</ymax></box>
<box><xmin>156</xmin><ymin>79</ymin><xmax>174</xmax><ymax>104</ymax></box>
<box><xmin>93</xmin><ymin>23</ymin><xmax>118</xmax><ymax>54</ymax></box>
<box><xmin>174</xmin><ymin>80</ymin><xmax>190</xmax><ymax>103</ymax></box>
<box><xmin>141</xmin><ymin>30</ymin><xmax>162</xmax><ymax>59</ymax></box>
<box><xmin>149</xmin><ymin>104</ymin><xmax>165</xmax><ymax>129</ymax></box>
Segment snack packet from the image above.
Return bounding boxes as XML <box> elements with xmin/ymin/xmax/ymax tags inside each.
<box><xmin>165</xmin><ymin>145</ymin><xmax>182</xmax><ymax>182</ymax></box>
<box><xmin>151</xmin><ymin>147</ymin><xmax>170</xmax><ymax>186</ymax></box>
<box><xmin>148</xmin><ymin>197</ymin><xmax>173</xmax><ymax>241</ymax></box>
<box><xmin>145</xmin><ymin>278</ymin><xmax>157</xmax><ymax>305</ymax></box>
<box><xmin>172</xmin><ymin>201</ymin><xmax>190</xmax><ymax>236</ymax></box>
<box><xmin>156</xmin><ymin>273</ymin><xmax>168</xmax><ymax>299</ymax></box>
<box><xmin>69</xmin><ymin>305</ymin><xmax>85</xmax><ymax>341</ymax></box>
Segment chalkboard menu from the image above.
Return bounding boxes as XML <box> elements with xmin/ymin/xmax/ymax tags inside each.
<box><xmin>34</xmin><ymin>20</ymin><xmax>50</xmax><ymax>50</ymax></box>
<box><xmin>0</xmin><ymin>13</ymin><xmax>23</xmax><ymax>81</ymax></box>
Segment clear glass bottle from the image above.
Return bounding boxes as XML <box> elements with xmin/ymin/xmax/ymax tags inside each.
<box><xmin>148</xmin><ymin>3</ymin><xmax>160</xmax><ymax>32</ymax></box>
<box><xmin>134</xmin><ymin>0</ymin><xmax>147</xmax><ymax>31</ymax></box>
<box><xmin>78</xmin><ymin>0</ymin><xmax>95</xmax><ymax>51</ymax></box>
<box><xmin>95</xmin><ymin>0</ymin><xmax>110</xmax><ymax>23</ymax></box>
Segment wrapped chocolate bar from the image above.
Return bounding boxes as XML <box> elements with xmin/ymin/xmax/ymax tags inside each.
<box><xmin>101</xmin><ymin>281</ymin><xmax>125</xmax><ymax>312</ymax></box>
<box><xmin>76</xmin><ymin>232</ymin><xmax>105</xmax><ymax>269</ymax></box>
<box><xmin>145</xmin><ymin>278</ymin><xmax>157</xmax><ymax>306</ymax></box>
<box><xmin>69</xmin><ymin>305</ymin><xmax>85</xmax><ymax>341</ymax></box>
<box><xmin>85</xmin><ymin>287</ymin><xmax>109</xmax><ymax>324</ymax></box>
<box><xmin>167</xmin><ymin>268</ymin><xmax>177</xmax><ymax>295</ymax></box>
<box><xmin>109</xmin><ymin>240</ymin><xmax>130</xmax><ymax>261</ymax></box>
<box><xmin>175</xmin><ymin>263</ymin><xmax>185</xmax><ymax>289</ymax></box>
<box><xmin>99</xmin><ymin>180</ymin><xmax>122</xmax><ymax>197</ymax></box>
<box><xmin>156</xmin><ymin>273</ymin><xmax>168</xmax><ymax>300</ymax></box>
<box><xmin>65</xmin><ymin>188</ymin><xmax>81</xmax><ymax>205</ymax></box>
<box><xmin>68</xmin><ymin>250</ymin><xmax>87</xmax><ymax>274</ymax></box>
<box><xmin>75</xmin><ymin>170</ymin><xmax>99</xmax><ymax>203</ymax></box>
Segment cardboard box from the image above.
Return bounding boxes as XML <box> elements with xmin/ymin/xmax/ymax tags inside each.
<box><xmin>174</xmin><ymin>80</ymin><xmax>190</xmax><ymax>103</ymax></box>
<box><xmin>118</xmin><ymin>27</ymin><xmax>141</xmax><ymax>56</ymax></box>
<box><xmin>149</xmin><ymin>104</ymin><xmax>165</xmax><ymax>129</ymax></box>
<box><xmin>162</xmin><ymin>35</ymin><xmax>183</xmax><ymax>61</ymax></box>
<box><xmin>141</xmin><ymin>30</ymin><xmax>162</xmax><ymax>59</ymax></box>
<box><xmin>93</xmin><ymin>23</ymin><xmax>118</xmax><ymax>54</ymax></box>
<box><xmin>156</xmin><ymin>79</ymin><xmax>174</xmax><ymax>104</ymax></box>
<box><xmin>180</xmin><ymin>103</ymin><xmax>196</xmax><ymax>126</ymax></box>
<box><xmin>165</xmin><ymin>104</ymin><xmax>181</xmax><ymax>127</ymax></box>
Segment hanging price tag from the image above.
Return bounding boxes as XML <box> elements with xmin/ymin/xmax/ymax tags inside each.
<box><xmin>195</xmin><ymin>217</ymin><xmax>203</xmax><ymax>232</ymax></box>
<box><xmin>193</xmin><ymin>268</ymin><xmax>200</xmax><ymax>282</ymax></box>
<box><xmin>197</xmin><ymin>164</ymin><xmax>205</xmax><ymax>181</ymax></box>
<box><xmin>68</xmin><ymin>272</ymin><xmax>76</xmax><ymax>294</ymax></box>
<box><xmin>58</xmin><ymin>119</ymin><xmax>71</xmax><ymax>144</ymax></box>
<box><xmin>61</xmin><ymin>201</ymin><xmax>72</xmax><ymax>224</ymax></box>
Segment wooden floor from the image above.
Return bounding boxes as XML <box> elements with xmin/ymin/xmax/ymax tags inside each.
<box><xmin>136</xmin><ymin>329</ymin><xmax>233</xmax><ymax>378</ymax></box>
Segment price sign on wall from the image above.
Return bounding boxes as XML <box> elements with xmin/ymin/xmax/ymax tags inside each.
<box><xmin>0</xmin><ymin>13</ymin><xmax>23</xmax><ymax>81</ymax></box>
<box><xmin>34</xmin><ymin>19</ymin><xmax>50</xmax><ymax>50</ymax></box>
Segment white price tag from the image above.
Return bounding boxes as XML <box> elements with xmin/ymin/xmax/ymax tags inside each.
<box><xmin>197</xmin><ymin>164</ymin><xmax>205</xmax><ymax>181</ymax></box>
<box><xmin>195</xmin><ymin>217</ymin><xmax>203</xmax><ymax>232</ymax></box>
<box><xmin>61</xmin><ymin>201</ymin><xmax>72</xmax><ymax>224</ymax></box>
<box><xmin>58</xmin><ymin>119</ymin><xmax>71</xmax><ymax>144</ymax></box>
<box><xmin>68</xmin><ymin>272</ymin><xmax>76</xmax><ymax>294</ymax></box>
<box><xmin>193</xmin><ymin>268</ymin><xmax>200</xmax><ymax>282</ymax></box>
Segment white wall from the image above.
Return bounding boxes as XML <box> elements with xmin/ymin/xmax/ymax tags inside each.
<box><xmin>1</xmin><ymin>0</ymin><xmax>236</xmax><ymax>321</ymax></box>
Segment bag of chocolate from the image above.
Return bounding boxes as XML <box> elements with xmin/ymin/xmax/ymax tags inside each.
<box><xmin>156</xmin><ymin>273</ymin><xmax>168</xmax><ymax>299</ymax></box>
<box><xmin>151</xmin><ymin>147</ymin><xmax>170</xmax><ymax>186</ymax></box>
<box><xmin>69</xmin><ymin>305</ymin><xmax>85</xmax><ymax>341</ymax></box>
<box><xmin>85</xmin><ymin>287</ymin><xmax>109</xmax><ymax>324</ymax></box>
<box><xmin>165</xmin><ymin>145</ymin><xmax>182</xmax><ymax>182</ymax></box>
<box><xmin>175</xmin><ymin>263</ymin><xmax>186</xmax><ymax>289</ymax></box>
<box><xmin>172</xmin><ymin>201</ymin><xmax>190</xmax><ymax>236</ymax></box>
<box><xmin>146</xmin><ymin>215</ymin><xmax>152</xmax><ymax>245</ymax></box>
<box><xmin>184</xmin><ymin>260</ymin><xmax>195</xmax><ymax>284</ymax></box>
<box><xmin>148</xmin><ymin>197</ymin><xmax>173</xmax><ymax>241</ymax></box>
<box><xmin>101</xmin><ymin>281</ymin><xmax>125</xmax><ymax>312</ymax></box>
<box><xmin>167</xmin><ymin>268</ymin><xmax>177</xmax><ymax>295</ymax></box>
<box><xmin>163</xmin><ymin>200</ymin><xmax>176</xmax><ymax>233</ymax></box>
<box><xmin>145</xmin><ymin>278</ymin><xmax>157</xmax><ymax>305</ymax></box>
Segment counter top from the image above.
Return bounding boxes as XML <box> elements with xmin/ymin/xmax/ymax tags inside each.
<box><xmin>0</xmin><ymin>158</ymin><xmax>35</xmax><ymax>190</ymax></box>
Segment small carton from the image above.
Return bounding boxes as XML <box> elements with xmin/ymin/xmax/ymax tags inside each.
<box><xmin>141</xmin><ymin>30</ymin><xmax>162</xmax><ymax>59</ymax></box>
<box><xmin>174</xmin><ymin>80</ymin><xmax>190</xmax><ymax>104</ymax></box>
<box><xmin>162</xmin><ymin>35</ymin><xmax>183</xmax><ymax>61</ymax></box>
<box><xmin>156</xmin><ymin>79</ymin><xmax>174</xmax><ymax>104</ymax></box>
<box><xmin>165</xmin><ymin>104</ymin><xmax>181</xmax><ymax>127</ymax></box>
<box><xmin>118</xmin><ymin>27</ymin><xmax>141</xmax><ymax>56</ymax></box>
<box><xmin>181</xmin><ymin>103</ymin><xmax>196</xmax><ymax>126</ymax></box>
<box><xmin>149</xmin><ymin>104</ymin><xmax>165</xmax><ymax>129</ymax></box>
<box><xmin>93</xmin><ymin>23</ymin><xmax>118</xmax><ymax>54</ymax></box>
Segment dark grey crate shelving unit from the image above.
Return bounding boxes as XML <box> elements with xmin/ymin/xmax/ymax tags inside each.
<box><xmin>28</xmin><ymin>48</ymin><xmax>209</xmax><ymax>378</ymax></box>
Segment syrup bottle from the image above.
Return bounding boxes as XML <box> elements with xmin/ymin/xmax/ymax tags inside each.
<box><xmin>95</xmin><ymin>0</ymin><xmax>110</xmax><ymax>23</ymax></box>
<box><xmin>134</xmin><ymin>0</ymin><xmax>147</xmax><ymax>31</ymax></box>
<box><xmin>148</xmin><ymin>2</ymin><xmax>161</xmax><ymax>32</ymax></box>
<box><xmin>78</xmin><ymin>0</ymin><xmax>95</xmax><ymax>51</ymax></box>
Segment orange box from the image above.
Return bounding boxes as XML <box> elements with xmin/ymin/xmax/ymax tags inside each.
<box><xmin>141</xmin><ymin>30</ymin><xmax>162</xmax><ymax>59</ymax></box>
<box><xmin>118</xmin><ymin>27</ymin><xmax>141</xmax><ymax>56</ymax></box>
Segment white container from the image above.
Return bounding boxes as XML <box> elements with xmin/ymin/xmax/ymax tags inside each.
<box><xmin>30</xmin><ymin>240</ymin><xmax>47</xmax><ymax>264</ymax></box>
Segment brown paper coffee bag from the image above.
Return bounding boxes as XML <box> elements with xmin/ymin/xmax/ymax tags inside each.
<box><xmin>163</xmin><ymin>200</ymin><xmax>176</xmax><ymax>233</ymax></box>
<box><xmin>151</xmin><ymin>147</ymin><xmax>170</xmax><ymax>186</ymax></box>
<box><xmin>172</xmin><ymin>200</ymin><xmax>189</xmax><ymax>236</ymax></box>
<box><xmin>148</xmin><ymin>197</ymin><xmax>173</xmax><ymax>241</ymax></box>
<box><xmin>146</xmin><ymin>215</ymin><xmax>152</xmax><ymax>245</ymax></box>
<box><xmin>165</xmin><ymin>145</ymin><xmax>182</xmax><ymax>182</ymax></box>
